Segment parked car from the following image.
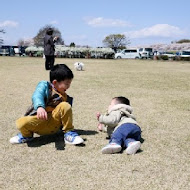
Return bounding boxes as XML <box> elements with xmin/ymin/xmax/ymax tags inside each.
<box><xmin>162</xmin><ymin>52</ymin><xmax>176</xmax><ymax>58</ymax></box>
<box><xmin>139</xmin><ymin>48</ymin><xmax>154</xmax><ymax>59</ymax></box>
<box><xmin>12</xmin><ymin>46</ymin><xmax>21</xmax><ymax>56</ymax></box>
<box><xmin>0</xmin><ymin>47</ymin><xmax>9</xmax><ymax>56</ymax></box>
<box><xmin>114</xmin><ymin>49</ymin><xmax>140</xmax><ymax>59</ymax></box>
<box><xmin>0</xmin><ymin>45</ymin><xmax>17</xmax><ymax>56</ymax></box>
<box><xmin>179</xmin><ymin>50</ymin><xmax>190</xmax><ymax>57</ymax></box>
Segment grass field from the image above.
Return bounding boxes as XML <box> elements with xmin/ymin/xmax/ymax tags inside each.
<box><xmin>0</xmin><ymin>57</ymin><xmax>190</xmax><ymax>190</ymax></box>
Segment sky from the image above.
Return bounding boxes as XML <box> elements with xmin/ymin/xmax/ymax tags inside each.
<box><xmin>0</xmin><ymin>0</ymin><xmax>190</xmax><ymax>47</ymax></box>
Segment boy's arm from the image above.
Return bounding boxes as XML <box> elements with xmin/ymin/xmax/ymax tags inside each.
<box><xmin>98</xmin><ymin>111</ymin><xmax>121</xmax><ymax>127</ymax></box>
<box><xmin>32</xmin><ymin>81</ymin><xmax>49</xmax><ymax>110</ymax></box>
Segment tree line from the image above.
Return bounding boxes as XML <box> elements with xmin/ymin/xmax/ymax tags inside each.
<box><xmin>0</xmin><ymin>25</ymin><xmax>130</xmax><ymax>50</ymax></box>
<box><xmin>1</xmin><ymin>25</ymin><xmax>190</xmax><ymax>49</ymax></box>
<box><xmin>32</xmin><ymin>25</ymin><xmax>131</xmax><ymax>51</ymax></box>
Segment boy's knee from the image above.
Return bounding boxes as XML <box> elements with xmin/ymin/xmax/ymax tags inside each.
<box><xmin>16</xmin><ymin>117</ymin><xmax>28</xmax><ymax>130</ymax></box>
<box><xmin>59</xmin><ymin>102</ymin><xmax>72</xmax><ymax>112</ymax></box>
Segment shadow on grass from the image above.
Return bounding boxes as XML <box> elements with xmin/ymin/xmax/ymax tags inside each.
<box><xmin>27</xmin><ymin>130</ymin><xmax>65</xmax><ymax>150</ymax></box>
<box><xmin>75</xmin><ymin>129</ymin><xmax>98</xmax><ymax>147</ymax></box>
<box><xmin>26</xmin><ymin>129</ymin><xmax>98</xmax><ymax>150</ymax></box>
<box><xmin>75</xmin><ymin>129</ymin><xmax>98</xmax><ymax>136</ymax></box>
<box><xmin>140</xmin><ymin>137</ymin><xmax>145</xmax><ymax>144</ymax></box>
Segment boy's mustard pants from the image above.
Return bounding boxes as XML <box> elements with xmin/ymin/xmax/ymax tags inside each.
<box><xmin>16</xmin><ymin>102</ymin><xmax>74</xmax><ymax>137</ymax></box>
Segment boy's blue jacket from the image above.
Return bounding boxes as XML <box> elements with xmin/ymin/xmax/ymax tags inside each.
<box><xmin>32</xmin><ymin>81</ymin><xmax>50</xmax><ymax>110</ymax></box>
<box><xmin>24</xmin><ymin>81</ymin><xmax>73</xmax><ymax>116</ymax></box>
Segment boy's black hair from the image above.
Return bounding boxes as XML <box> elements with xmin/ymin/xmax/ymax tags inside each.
<box><xmin>113</xmin><ymin>96</ymin><xmax>130</xmax><ymax>105</ymax></box>
<box><xmin>50</xmin><ymin>64</ymin><xmax>74</xmax><ymax>82</ymax></box>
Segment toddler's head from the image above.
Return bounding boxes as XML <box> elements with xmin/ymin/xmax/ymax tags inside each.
<box><xmin>108</xmin><ymin>96</ymin><xmax>130</xmax><ymax>111</ymax></box>
<box><xmin>50</xmin><ymin>64</ymin><xmax>74</xmax><ymax>94</ymax></box>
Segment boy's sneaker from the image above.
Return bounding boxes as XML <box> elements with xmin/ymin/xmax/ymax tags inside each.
<box><xmin>126</xmin><ymin>141</ymin><xmax>141</xmax><ymax>155</ymax></box>
<box><xmin>101</xmin><ymin>143</ymin><xmax>122</xmax><ymax>154</ymax></box>
<box><xmin>9</xmin><ymin>133</ymin><xmax>33</xmax><ymax>144</ymax></box>
<box><xmin>64</xmin><ymin>131</ymin><xmax>84</xmax><ymax>145</ymax></box>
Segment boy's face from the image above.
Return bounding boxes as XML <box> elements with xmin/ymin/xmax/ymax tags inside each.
<box><xmin>108</xmin><ymin>98</ymin><xmax>117</xmax><ymax>112</ymax></box>
<box><xmin>52</xmin><ymin>79</ymin><xmax>72</xmax><ymax>94</ymax></box>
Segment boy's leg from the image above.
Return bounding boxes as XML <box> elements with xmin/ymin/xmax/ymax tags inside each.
<box><xmin>52</xmin><ymin>102</ymin><xmax>84</xmax><ymax>144</ymax></box>
<box><xmin>10</xmin><ymin>115</ymin><xmax>55</xmax><ymax>144</ymax></box>
<box><xmin>125</xmin><ymin>133</ymin><xmax>141</xmax><ymax>147</ymax></box>
<box><xmin>10</xmin><ymin>102</ymin><xmax>83</xmax><ymax>144</ymax></box>
<box><xmin>101</xmin><ymin>143</ymin><xmax>122</xmax><ymax>154</ymax></box>
<box><xmin>17</xmin><ymin>102</ymin><xmax>74</xmax><ymax>136</ymax></box>
<box><xmin>101</xmin><ymin>124</ymin><xmax>125</xmax><ymax>154</ymax></box>
<box><xmin>122</xmin><ymin>124</ymin><xmax>141</xmax><ymax>154</ymax></box>
<box><xmin>51</xmin><ymin>102</ymin><xmax>74</xmax><ymax>133</ymax></box>
<box><xmin>109</xmin><ymin>123</ymin><xmax>141</xmax><ymax>154</ymax></box>
<box><xmin>110</xmin><ymin>123</ymin><xmax>141</xmax><ymax>147</ymax></box>
<box><xmin>109</xmin><ymin>123</ymin><xmax>130</xmax><ymax>146</ymax></box>
<box><xmin>124</xmin><ymin>124</ymin><xmax>141</xmax><ymax>148</ymax></box>
<box><xmin>126</xmin><ymin>140</ymin><xmax>141</xmax><ymax>155</ymax></box>
<box><xmin>101</xmin><ymin>123</ymin><xmax>130</xmax><ymax>154</ymax></box>
<box><xmin>14</xmin><ymin>114</ymin><xmax>61</xmax><ymax>138</ymax></box>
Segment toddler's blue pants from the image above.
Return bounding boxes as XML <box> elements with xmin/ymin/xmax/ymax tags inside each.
<box><xmin>110</xmin><ymin>123</ymin><xmax>141</xmax><ymax>147</ymax></box>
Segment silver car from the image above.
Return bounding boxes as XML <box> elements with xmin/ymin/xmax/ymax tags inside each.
<box><xmin>115</xmin><ymin>49</ymin><xmax>140</xmax><ymax>59</ymax></box>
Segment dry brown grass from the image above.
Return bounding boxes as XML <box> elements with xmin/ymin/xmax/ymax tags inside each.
<box><xmin>0</xmin><ymin>57</ymin><xmax>190</xmax><ymax>190</ymax></box>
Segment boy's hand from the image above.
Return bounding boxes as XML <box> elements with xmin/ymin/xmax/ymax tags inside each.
<box><xmin>37</xmin><ymin>107</ymin><xmax>48</xmax><ymax>120</ymax></box>
<box><xmin>96</xmin><ymin>112</ymin><xmax>101</xmax><ymax>120</ymax></box>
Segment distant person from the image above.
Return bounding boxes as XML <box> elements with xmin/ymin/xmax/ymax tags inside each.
<box><xmin>96</xmin><ymin>96</ymin><xmax>142</xmax><ymax>154</ymax></box>
<box><xmin>10</xmin><ymin>64</ymin><xmax>84</xmax><ymax>145</ymax></box>
<box><xmin>44</xmin><ymin>28</ymin><xmax>58</xmax><ymax>70</ymax></box>
<box><xmin>10</xmin><ymin>47</ymin><xmax>15</xmax><ymax>56</ymax></box>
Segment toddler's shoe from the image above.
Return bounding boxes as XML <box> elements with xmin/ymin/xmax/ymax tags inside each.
<box><xmin>101</xmin><ymin>143</ymin><xmax>122</xmax><ymax>154</ymax></box>
<box><xmin>10</xmin><ymin>133</ymin><xmax>33</xmax><ymax>144</ymax></box>
<box><xmin>126</xmin><ymin>141</ymin><xmax>141</xmax><ymax>155</ymax></box>
<box><xmin>64</xmin><ymin>131</ymin><xmax>84</xmax><ymax>145</ymax></box>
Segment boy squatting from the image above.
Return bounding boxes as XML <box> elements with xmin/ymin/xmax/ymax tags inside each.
<box><xmin>97</xmin><ymin>96</ymin><xmax>142</xmax><ymax>154</ymax></box>
<box><xmin>10</xmin><ymin>64</ymin><xmax>84</xmax><ymax>145</ymax></box>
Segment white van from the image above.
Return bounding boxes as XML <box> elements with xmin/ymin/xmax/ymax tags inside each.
<box><xmin>180</xmin><ymin>50</ymin><xmax>190</xmax><ymax>58</ymax></box>
<box><xmin>115</xmin><ymin>49</ymin><xmax>140</xmax><ymax>59</ymax></box>
<box><xmin>139</xmin><ymin>47</ymin><xmax>153</xmax><ymax>59</ymax></box>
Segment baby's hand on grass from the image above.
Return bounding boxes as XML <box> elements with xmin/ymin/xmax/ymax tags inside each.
<box><xmin>97</xmin><ymin>123</ymin><xmax>103</xmax><ymax>131</ymax></box>
<box><xmin>37</xmin><ymin>107</ymin><xmax>48</xmax><ymax>120</ymax></box>
<box><xmin>96</xmin><ymin>112</ymin><xmax>101</xmax><ymax>120</ymax></box>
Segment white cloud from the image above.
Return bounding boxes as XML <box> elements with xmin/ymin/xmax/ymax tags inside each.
<box><xmin>0</xmin><ymin>20</ymin><xmax>19</xmax><ymax>28</ymax></box>
<box><xmin>85</xmin><ymin>17</ymin><xmax>131</xmax><ymax>27</ymax></box>
<box><xmin>50</xmin><ymin>20</ymin><xmax>59</xmax><ymax>25</ymax></box>
<box><xmin>125</xmin><ymin>24</ymin><xmax>186</xmax><ymax>39</ymax></box>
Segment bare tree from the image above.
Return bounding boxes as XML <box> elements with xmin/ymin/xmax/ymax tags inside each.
<box><xmin>17</xmin><ymin>39</ymin><xmax>25</xmax><ymax>46</ymax></box>
<box><xmin>103</xmin><ymin>34</ymin><xmax>130</xmax><ymax>50</ymax></box>
<box><xmin>0</xmin><ymin>29</ymin><xmax>5</xmax><ymax>45</ymax></box>
<box><xmin>17</xmin><ymin>38</ymin><xmax>33</xmax><ymax>46</ymax></box>
<box><xmin>33</xmin><ymin>25</ymin><xmax>64</xmax><ymax>46</ymax></box>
